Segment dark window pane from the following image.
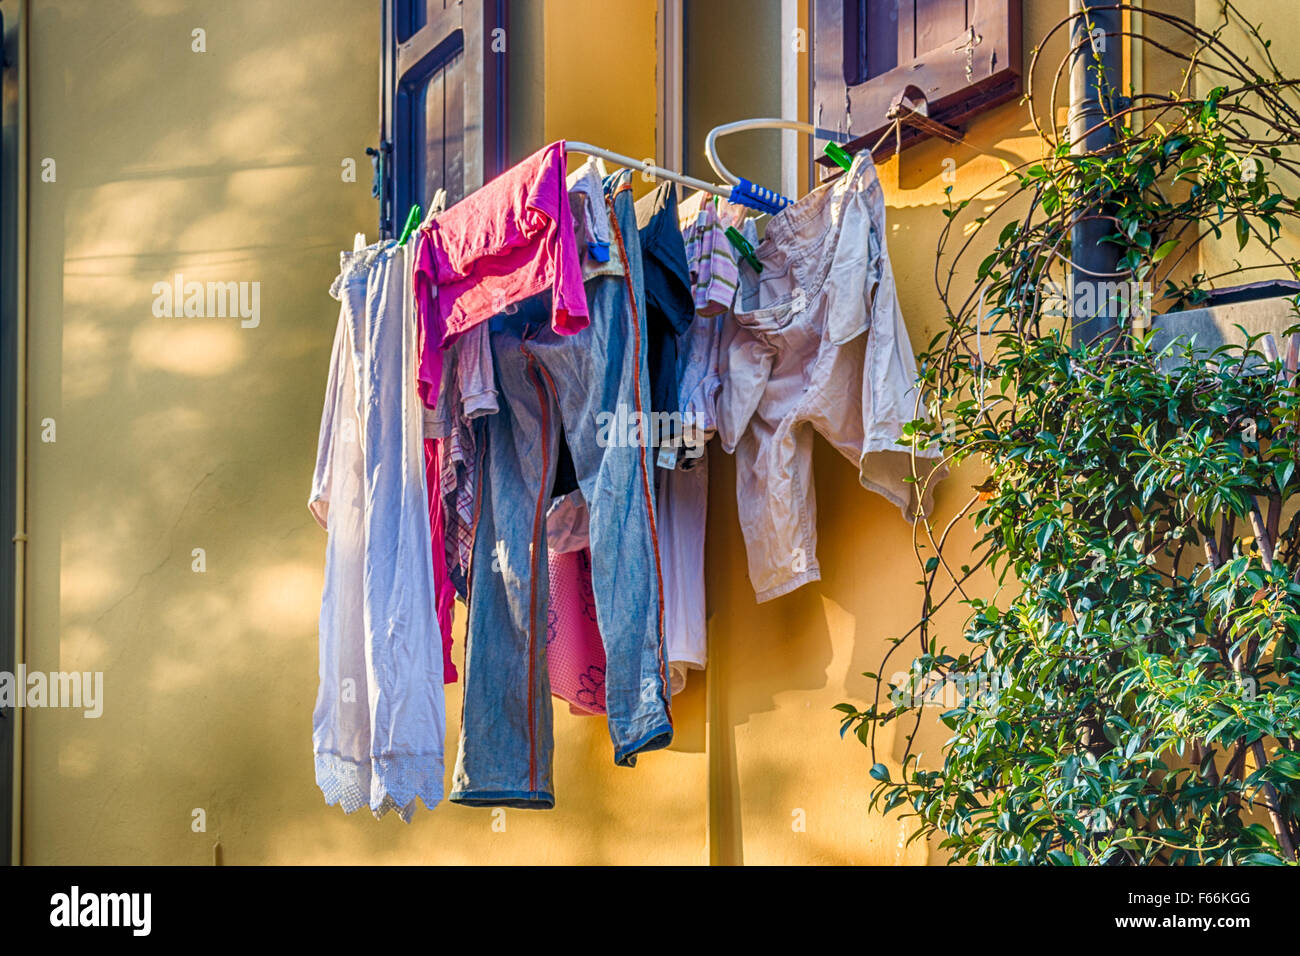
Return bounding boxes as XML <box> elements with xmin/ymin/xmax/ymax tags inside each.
<box><xmin>868</xmin><ymin>0</ymin><xmax>901</xmax><ymax>81</ymax></box>
<box><xmin>395</xmin><ymin>0</ymin><xmax>426</xmax><ymax>44</ymax></box>
<box><xmin>419</xmin><ymin>64</ymin><xmax>447</xmax><ymax>209</ymax></box>
<box><xmin>443</xmin><ymin>49</ymin><xmax>465</xmax><ymax>203</ymax></box>
<box><xmin>844</xmin><ymin>0</ymin><xmax>905</xmax><ymax>85</ymax></box>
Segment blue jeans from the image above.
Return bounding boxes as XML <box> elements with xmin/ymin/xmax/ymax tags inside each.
<box><xmin>450</xmin><ymin>175</ymin><xmax>673</xmax><ymax>808</ymax></box>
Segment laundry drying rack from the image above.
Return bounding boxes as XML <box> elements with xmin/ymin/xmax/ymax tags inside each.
<box><xmin>385</xmin><ymin>111</ymin><xmax>944</xmax><ymax>249</ymax></box>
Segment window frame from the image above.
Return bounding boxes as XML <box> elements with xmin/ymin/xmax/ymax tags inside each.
<box><xmin>378</xmin><ymin>0</ymin><xmax>508</xmax><ymax>237</ymax></box>
<box><xmin>812</xmin><ymin>0</ymin><xmax>1023</xmax><ymax>166</ymax></box>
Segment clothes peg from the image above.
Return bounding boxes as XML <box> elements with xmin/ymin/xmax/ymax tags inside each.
<box><xmin>397</xmin><ymin>204</ymin><xmax>422</xmax><ymax>246</ymax></box>
<box><xmin>728</xmin><ymin>178</ymin><xmax>792</xmax><ymax>216</ymax></box>
<box><xmin>725</xmin><ymin>226</ymin><xmax>763</xmax><ymax>273</ymax></box>
<box><xmin>423</xmin><ymin>188</ymin><xmax>448</xmax><ymax>227</ymax></box>
<box><xmin>823</xmin><ymin>141</ymin><xmax>854</xmax><ymax>171</ymax></box>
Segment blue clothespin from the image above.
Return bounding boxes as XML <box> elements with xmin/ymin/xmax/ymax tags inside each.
<box><xmin>728</xmin><ymin>178</ymin><xmax>792</xmax><ymax>216</ymax></box>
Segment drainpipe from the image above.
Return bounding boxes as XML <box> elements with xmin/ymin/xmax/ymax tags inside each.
<box><xmin>1068</xmin><ymin>1</ymin><xmax>1124</xmax><ymax>766</ymax></box>
<box><xmin>1068</xmin><ymin>0</ymin><xmax>1123</xmax><ymax>346</ymax></box>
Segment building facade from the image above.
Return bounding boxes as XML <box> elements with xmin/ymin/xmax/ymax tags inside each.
<box><xmin>4</xmin><ymin>0</ymin><xmax>1268</xmax><ymax>864</ymax></box>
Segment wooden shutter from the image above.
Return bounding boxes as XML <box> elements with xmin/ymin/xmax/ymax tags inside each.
<box><xmin>813</xmin><ymin>0</ymin><xmax>1022</xmax><ymax>165</ymax></box>
<box><xmin>379</xmin><ymin>0</ymin><xmax>508</xmax><ymax>236</ymax></box>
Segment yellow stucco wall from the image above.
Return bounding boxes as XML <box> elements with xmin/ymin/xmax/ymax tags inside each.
<box><xmin>17</xmin><ymin>0</ymin><xmax>1210</xmax><ymax>865</ymax></box>
<box><xmin>1195</xmin><ymin>0</ymin><xmax>1300</xmax><ymax>286</ymax></box>
<box><xmin>545</xmin><ymin>0</ymin><xmax>658</xmax><ymax>174</ymax></box>
<box><xmin>19</xmin><ymin>0</ymin><xmax>707</xmax><ymax>866</ymax></box>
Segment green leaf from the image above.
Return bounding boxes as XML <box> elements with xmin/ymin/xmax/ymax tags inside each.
<box><xmin>1271</xmin><ymin>753</ymin><xmax>1300</xmax><ymax>780</ymax></box>
<box><xmin>1152</xmin><ymin>239</ymin><xmax>1179</xmax><ymax>262</ymax></box>
<box><xmin>1242</xmin><ymin>853</ymin><xmax>1286</xmax><ymax>866</ymax></box>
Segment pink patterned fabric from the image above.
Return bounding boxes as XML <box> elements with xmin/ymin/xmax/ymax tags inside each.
<box><xmin>425</xmin><ymin>437</ymin><xmax>457</xmax><ymax>683</ymax></box>
<box><xmin>545</xmin><ymin>548</ymin><xmax>607</xmax><ymax>716</ymax></box>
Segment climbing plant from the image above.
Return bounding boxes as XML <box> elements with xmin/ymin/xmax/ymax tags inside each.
<box><xmin>839</xmin><ymin>3</ymin><xmax>1300</xmax><ymax>864</ymax></box>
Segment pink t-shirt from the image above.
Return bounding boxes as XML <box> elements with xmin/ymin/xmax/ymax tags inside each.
<box><xmin>413</xmin><ymin>141</ymin><xmax>589</xmax><ymax>406</ymax></box>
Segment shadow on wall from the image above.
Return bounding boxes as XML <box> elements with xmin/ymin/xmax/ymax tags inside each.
<box><xmin>25</xmin><ymin>0</ymin><xmax>713</xmax><ymax>865</ymax></box>
<box><xmin>27</xmin><ymin>0</ymin><xmax>1066</xmax><ymax>865</ymax></box>
<box><xmin>28</xmin><ymin>0</ymin><xmax>384</xmax><ymax>863</ymax></box>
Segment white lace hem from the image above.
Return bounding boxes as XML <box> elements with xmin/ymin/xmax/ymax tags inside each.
<box><xmin>315</xmin><ymin>752</ymin><xmax>444</xmax><ymax>823</ymax></box>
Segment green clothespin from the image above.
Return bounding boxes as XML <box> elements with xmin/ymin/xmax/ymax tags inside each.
<box><xmin>823</xmin><ymin>141</ymin><xmax>854</xmax><ymax>171</ymax></box>
<box><xmin>725</xmin><ymin>225</ymin><xmax>762</xmax><ymax>273</ymax></box>
<box><xmin>397</xmin><ymin>204</ymin><xmax>422</xmax><ymax>246</ymax></box>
